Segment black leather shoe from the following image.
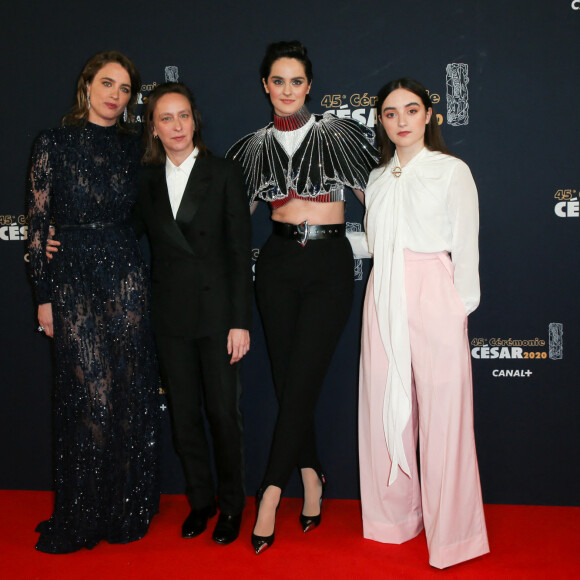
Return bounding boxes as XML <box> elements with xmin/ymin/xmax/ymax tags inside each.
<box><xmin>182</xmin><ymin>504</ymin><xmax>217</xmax><ymax>538</ymax></box>
<box><xmin>212</xmin><ymin>513</ymin><xmax>242</xmax><ymax>545</ymax></box>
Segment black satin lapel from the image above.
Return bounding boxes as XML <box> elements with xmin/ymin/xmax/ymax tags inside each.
<box><xmin>151</xmin><ymin>168</ymin><xmax>174</xmax><ymax>221</ymax></box>
<box><xmin>152</xmin><ymin>167</ymin><xmax>195</xmax><ymax>255</ymax></box>
<box><xmin>175</xmin><ymin>157</ymin><xmax>212</xmax><ymax>229</ymax></box>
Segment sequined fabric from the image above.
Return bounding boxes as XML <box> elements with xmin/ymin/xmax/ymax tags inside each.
<box><xmin>226</xmin><ymin>109</ymin><xmax>379</xmax><ymax>204</ymax></box>
<box><xmin>27</xmin><ymin>122</ymin><xmax>160</xmax><ymax>553</ymax></box>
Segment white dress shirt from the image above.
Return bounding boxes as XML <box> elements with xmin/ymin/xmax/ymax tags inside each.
<box><xmin>272</xmin><ymin>115</ymin><xmax>316</xmax><ymax>155</ymax></box>
<box><xmin>165</xmin><ymin>148</ymin><xmax>198</xmax><ymax>218</ymax></box>
<box><xmin>363</xmin><ymin>147</ymin><xmax>480</xmax><ymax>484</ymax></box>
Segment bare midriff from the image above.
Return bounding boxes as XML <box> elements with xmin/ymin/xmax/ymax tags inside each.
<box><xmin>271</xmin><ymin>199</ymin><xmax>345</xmax><ymax>225</ymax></box>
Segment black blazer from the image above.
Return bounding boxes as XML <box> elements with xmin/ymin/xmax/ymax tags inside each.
<box><xmin>133</xmin><ymin>155</ymin><xmax>252</xmax><ymax>339</ymax></box>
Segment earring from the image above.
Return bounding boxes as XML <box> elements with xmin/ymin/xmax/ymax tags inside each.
<box><xmin>87</xmin><ymin>93</ymin><xmax>91</xmax><ymax>110</ymax></box>
<box><xmin>123</xmin><ymin>107</ymin><xmax>128</xmax><ymax>122</ymax></box>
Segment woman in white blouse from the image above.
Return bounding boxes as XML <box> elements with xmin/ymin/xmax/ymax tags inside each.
<box><xmin>358</xmin><ymin>78</ymin><xmax>489</xmax><ymax>569</ymax></box>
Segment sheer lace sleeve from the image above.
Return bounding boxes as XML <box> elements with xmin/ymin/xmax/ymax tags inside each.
<box><xmin>28</xmin><ymin>131</ymin><xmax>53</xmax><ymax>304</ymax></box>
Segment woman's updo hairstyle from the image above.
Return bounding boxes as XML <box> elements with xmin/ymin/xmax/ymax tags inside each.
<box><xmin>259</xmin><ymin>40</ymin><xmax>313</xmax><ymax>84</ymax></box>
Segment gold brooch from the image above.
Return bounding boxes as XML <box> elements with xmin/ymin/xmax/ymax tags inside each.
<box><xmin>392</xmin><ymin>166</ymin><xmax>402</xmax><ymax>178</ymax></box>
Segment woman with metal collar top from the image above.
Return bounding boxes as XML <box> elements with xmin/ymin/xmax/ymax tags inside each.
<box><xmin>227</xmin><ymin>40</ymin><xmax>378</xmax><ymax>553</ymax></box>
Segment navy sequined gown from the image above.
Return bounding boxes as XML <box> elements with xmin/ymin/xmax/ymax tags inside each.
<box><xmin>27</xmin><ymin>122</ymin><xmax>160</xmax><ymax>553</ymax></box>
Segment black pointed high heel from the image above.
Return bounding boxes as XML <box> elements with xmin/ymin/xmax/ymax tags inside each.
<box><xmin>300</xmin><ymin>469</ymin><xmax>327</xmax><ymax>533</ymax></box>
<box><xmin>251</xmin><ymin>486</ymin><xmax>280</xmax><ymax>554</ymax></box>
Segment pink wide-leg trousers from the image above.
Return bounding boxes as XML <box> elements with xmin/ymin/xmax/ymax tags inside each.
<box><xmin>359</xmin><ymin>250</ymin><xmax>489</xmax><ymax>569</ymax></box>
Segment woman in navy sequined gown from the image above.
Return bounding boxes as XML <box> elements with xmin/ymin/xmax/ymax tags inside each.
<box><xmin>27</xmin><ymin>51</ymin><xmax>160</xmax><ymax>554</ymax></box>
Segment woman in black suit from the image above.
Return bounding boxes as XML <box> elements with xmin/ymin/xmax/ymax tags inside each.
<box><xmin>133</xmin><ymin>82</ymin><xmax>252</xmax><ymax>545</ymax></box>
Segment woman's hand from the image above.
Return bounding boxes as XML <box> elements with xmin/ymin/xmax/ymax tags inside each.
<box><xmin>353</xmin><ymin>188</ymin><xmax>365</xmax><ymax>205</ymax></box>
<box><xmin>227</xmin><ymin>329</ymin><xmax>250</xmax><ymax>364</ymax></box>
<box><xmin>38</xmin><ymin>303</ymin><xmax>54</xmax><ymax>338</ymax></box>
<box><xmin>45</xmin><ymin>226</ymin><xmax>60</xmax><ymax>261</ymax></box>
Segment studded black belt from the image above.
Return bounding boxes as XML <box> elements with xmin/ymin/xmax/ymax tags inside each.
<box><xmin>273</xmin><ymin>221</ymin><xmax>346</xmax><ymax>246</ymax></box>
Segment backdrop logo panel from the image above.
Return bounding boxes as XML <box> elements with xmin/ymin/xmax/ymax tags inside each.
<box><xmin>135</xmin><ymin>66</ymin><xmax>180</xmax><ymax>122</ymax></box>
<box><xmin>471</xmin><ymin>323</ymin><xmax>563</xmax><ymax>378</ymax></box>
<box><xmin>164</xmin><ymin>66</ymin><xmax>179</xmax><ymax>82</ymax></box>
<box><xmin>321</xmin><ymin>85</ymin><xmax>447</xmax><ymax>128</ymax></box>
<box><xmin>554</xmin><ymin>188</ymin><xmax>579</xmax><ymax>217</ymax></box>
<box><xmin>426</xmin><ymin>90</ymin><xmax>444</xmax><ymax>126</ymax></box>
<box><xmin>0</xmin><ymin>213</ymin><xmax>27</xmax><ymax>242</ymax></box>
<box><xmin>135</xmin><ymin>84</ymin><xmax>156</xmax><ymax>122</ymax></box>
<box><xmin>446</xmin><ymin>63</ymin><xmax>469</xmax><ymax>126</ymax></box>
<box><xmin>320</xmin><ymin>93</ymin><xmax>377</xmax><ymax>127</ymax></box>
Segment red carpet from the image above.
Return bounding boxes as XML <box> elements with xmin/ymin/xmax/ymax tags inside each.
<box><xmin>1</xmin><ymin>491</ymin><xmax>578</xmax><ymax>579</ymax></box>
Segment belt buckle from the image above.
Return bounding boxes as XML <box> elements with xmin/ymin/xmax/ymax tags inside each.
<box><xmin>296</xmin><ymin>220</ymin><xmax>309</xmax><ymax>246</ymax></box>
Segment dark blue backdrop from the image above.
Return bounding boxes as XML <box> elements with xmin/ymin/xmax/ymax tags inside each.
<box><xmin>1</xmin><ymin>0</ymin><xmax>578</xmax><ymax>506</ymax></box>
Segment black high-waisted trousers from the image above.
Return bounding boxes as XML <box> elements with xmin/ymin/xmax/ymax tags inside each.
<box><xmin>255</xmin><ymin>231</ymin><xmax>354</xmax><ymax>490</ymax></box>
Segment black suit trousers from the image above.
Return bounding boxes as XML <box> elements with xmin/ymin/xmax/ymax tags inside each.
<box><xmin>156</xmin><ymin>331</ymin><xmax>245</xmax><ymax>514</ymax></box>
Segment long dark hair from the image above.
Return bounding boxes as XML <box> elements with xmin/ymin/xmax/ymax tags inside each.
<box><xmin>62</xmin><ymin>50</ymin><xmax>141</xmax><ymax>129</ymax></box>
<box><xmin>375</xmin><ymin>78</ymin><xmax>449</xmax><ymax>167</ymax></box>
<box><xmin>142</xmin><ymin>82</ymin><xmax>209</xmax><ymax>166</ymax></box>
